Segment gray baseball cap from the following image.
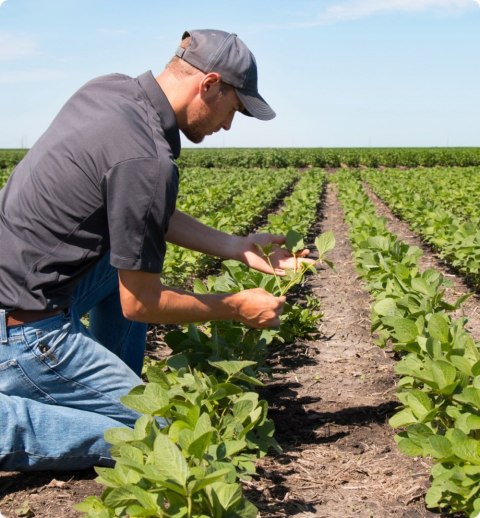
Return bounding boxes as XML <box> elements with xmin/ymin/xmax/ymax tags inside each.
<box><xmin>175</xmin><ymin>29</ymin><xmax>276</xmax><ymax>121</ymax></box>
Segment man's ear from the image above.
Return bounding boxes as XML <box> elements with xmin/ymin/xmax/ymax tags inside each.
<box><xmin>199</xmin><ymin>72</ymin><xmax>222</xmax><ymax>95</ymax></box>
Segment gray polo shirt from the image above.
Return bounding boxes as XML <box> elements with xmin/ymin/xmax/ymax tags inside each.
<box><xmin>0</xmin><ymin>71</ymin><xmax>181</xmax><ymax>311</ymax></box>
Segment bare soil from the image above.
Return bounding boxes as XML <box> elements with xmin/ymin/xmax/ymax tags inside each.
<box><xmin>2</xmin><ymin>176</ymin><xmax>479</xmax><ymax>517</ymax></box>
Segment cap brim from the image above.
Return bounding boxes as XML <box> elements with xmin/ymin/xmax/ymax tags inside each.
<box><xmin>236</xmin><ymin>89</ymin><xmax>276</xmax><ymax>121</ymax></box>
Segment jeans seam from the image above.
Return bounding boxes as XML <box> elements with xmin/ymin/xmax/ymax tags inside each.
<box><xmin>6</xmin><ymin>360</ymin><xmax>58</xmax><ymax>404</ymax></box>
<box><xmin>33</xmin><ymin>357</ymin><xmax>138</xmax><ymax>409</ymax></box>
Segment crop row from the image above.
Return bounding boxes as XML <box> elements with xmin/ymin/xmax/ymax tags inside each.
<box><xmin>0</xmin><ymin>149</ymin><xmax>27</xmax><ymax>170</ymax></box>
<box><xmin>363</xmin><ymin>168</ymin><xmax>480</xmax><ymax>286</ymax></box>
<box><xmin>77</xmin><ymin>171</ymin><xmax>333</xmax><ymax>517</ymax></box>
<box><xmin>176</xmin><ymin>167</ymin><xmax>297</xmax><ymax>220</ymax></box>
<box><xmin>195</xmin><ymin>168</ymin><xmax>328</xmax><ymax>349</ymax></box>
<box><xmin>2</xmin><ymin>147</ymin><xmax>480</xmax><ymax>176</ymax></box>
<box><xmin>334</xmin><ymin>171</ymin><xmax>480</xmax><ymax>517</ymax></box>
<box><xmin>176</xmin><ymin>147</ymin><xmax>480</xmax><ymax>169</ymax></box>
<box><xmin>263</xmin><ymin>168</ymin><xmax>325</xmax><ymax>237</ymax></box>
<box><xmin>162</xmin><ymin>168</ymin><xmax>299</xmax><ymax>286</ymax></box>
<box><xmin>364</xmin><ymin>167</ymin><xmax>480</xmax><ymax>225</ymax></box>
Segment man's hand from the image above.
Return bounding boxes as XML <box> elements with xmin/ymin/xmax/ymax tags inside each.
<box><xmin>230</xmin><ymin>288</ymin><xmax>286</xmax><ymax>328</ymax></box>
<box><xmin>239</xmin><ymin>233</ymin><xmax>314</xmax><ymax>276</ymax></box>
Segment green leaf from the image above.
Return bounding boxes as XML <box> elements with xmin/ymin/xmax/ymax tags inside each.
<box><xmin>450</xmin><ymin>431</ymin><xmax>480</xmax><ymax>465</ymax></box>
<box><xmin>223</xmin><ymin>439</ymin><xmax>248</xmax><ymax>457</ymax></box>
<box><xmin>189</xmin><ymin>468</ymin><xmax>232</xmax><ymax>495</ymax></box>
<box><xmin>121</xmin><ymin>383</ymin><xmax>170</xmax><ymax>415</ymax></box>
<box><xmin>406</xmin><ymin>390</ymin><xmax>433</xmax><ymax>419</ymax></box>
<box><xmin>454</xmin><ymin>387</ymin><xmax>480</xmax><ymax>409</ymax></box>
<box><xmin>210</xmin><ymin>482</ymin><xmax>243</xmax><ymax>511</ymax></box>
<box><xmin>209</xmin><ymin>360</ymin><xmax>257</xmax><ymax>376</ymax></box>
<box><xmin>315</xmin><ymin>230</ymin><xmax>335</xmax><ymax>258</ymax></box>
<box><xmin>431</xmin><ymin>360</ymin><xmax>457</xmax><ymax>392</ymax></box>
<box><xmin>188</xmin><ymin>431</ymin><xmax>213</xmax><ymax>460</ymax></box>
<box><xmin>373</xmin><ymin>298</ymin><xmax>398</xmax><ymax>317</ymax></box>
<box><xmin>95</xmin><ymin>466</ymin><xmax>130</xmax><ymax>488</ymax></box>
<box><xmin>232</xmin><ymin>371</ymin><xmax>264</xmax><ymax>387</ymax></box>
<box><xmin>425</xmin><ymin>484</ymin><xmax>444</xmax><ymax>509</ymax></box>
<box><xmin>392</xmin><ymin>318</ymin><xmax>418</xmax><ymax>343</ymax></box>
<box><xmin>168</xmin><ymin>420</ymin><xmax>191</xmax><ymax>443</ymax></box>
<box><xmin>116</xmin><ymin>444</ymin><xmax>144</xmax><ymax>469</ymax></box>
<box><xmin>232</xmin><ymin>399</ymin><xmax>255</xmax><ymax>422</ymax></box>
<box><xmin>104</xmin><ymin>427</ymin><xmax>135</xmax><ymax>445</ymax></box>
<box><xmin>285</xmin><ymin>229</ymin><xmax>304</xmax><ymax>253</ymax></box>
<box><xmin>389</xmin><ymin>407</ymin><xmax>416</xmax><ymax>428</ymax></box>
<box><xmin>425</xmin><ymin>435</ymin><xmax>452</xmax><ymax>459</ymax></box>
<box><xmin>128</xmin><ymin>485</ymin><xmax>162</xmax><ymax>513</ymax></box>
<box><xmin>396</xmin><ymin>437</ymin><xmax>424</xmax><ymax>456</ymax></box>
<box><xmin>74</xmin><ymin>496</ymin><xmax>109</xmax><ymax>514</ymax></box>
<box><xmin>428</xmin><ymin>313</ymin><xmax>450</xmax><ymax>343</ymax></box>
<box><xmin>230</xmin><ymin>498</ymin><xmax>258</xmax><ymax>518</ymax></box>
<box><xmin>210</xmin><ymin>382</ymin><xmax>243</xmax><ymax>400</ymax></box>
<box><xmin>194</xmin><ymin>412</ymin><xmax>213</xmax><ymax>439</ymax></box>
<box><xmin>153</xmin><ymin>433</ymin><xmax>188</xmax><ymax>488</ymax></box>
<box><xmin>193</xmin><ymin>278</ymin><xmax>208</xmax><ymax>294</ymax></box>
<box><xmin>450</xmin><ymin>355</ymin><xmax>474</xmax><ymax>377</ymax></box>
<box><xmin>411</xmin><ymin>277</ymin><xmax>435</xmax><ymax>297</ymax></box>
<box><xmin>103</xmin><ymin>487</ymin><xmax>136</xmax><ymax>508</ymax></box>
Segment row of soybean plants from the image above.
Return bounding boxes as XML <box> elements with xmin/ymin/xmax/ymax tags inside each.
<box><xmin>77</xmin><ymin>169</ymin><xmax>332</xmax><ymax>517</ymax></box>
<box><xmin>363</xmin><ymin>168</ymin><xmax>480</xmax><ymax>287</ymax></box>
<box><xmin>177</xmin><ymin>147</ymin><xmax>480</xmax><ymax>170</ymax></box>
<box><xmin>0</xmin><ymin>149</ymin><xmax>26</xmax><ymax>187</ymax></box>
<box><xmin>334</xmin><ymin>170</ymin><xmax>480</xmax><ymax>517</ymax></box>
<box><xmin>0</xmin><ymin>148</ymin><xmax>27</xmax><ymax>170</ymax></box>
<box><xmin>162</xmin><ymin>167</ymin><xmax>299</xmax><ymax>285</ymax></box>
<box><xmin>2</xmin><ymin>148</ymin><xmax>480</xmax><ymax>180</ymax></box>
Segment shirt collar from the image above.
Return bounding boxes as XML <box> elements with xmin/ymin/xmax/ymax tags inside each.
<box><xmin>137</xmin><ymin>71</ymin><xmax>181</xmax><ymax>159</ymax></box>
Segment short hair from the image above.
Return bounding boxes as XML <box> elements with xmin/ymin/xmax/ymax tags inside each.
<box><xmin>166</xmin><ymin>34</ymin><xmax>233</xmax><ymax>96</ymax></box>
<box><xmin>166</xmin><ymin>35</ymin><xmax>199</xmax><ymax>78</ymax></box>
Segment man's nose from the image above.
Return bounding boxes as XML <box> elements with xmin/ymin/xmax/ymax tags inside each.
<box><xmin>222</xmin><ymin>112</ymin><xmax>235</xmax><ymax>131</ymax></box>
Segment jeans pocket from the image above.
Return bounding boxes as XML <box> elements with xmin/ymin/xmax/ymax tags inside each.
<box><xmin>0</xmin><ymin>358</ymin><xmax>57</xmax><ymax>404</ymax></box>
<box><xmin>30</xmin><ymin>318</ymin><xmax>71</xmax><ymax>368</ymax></box>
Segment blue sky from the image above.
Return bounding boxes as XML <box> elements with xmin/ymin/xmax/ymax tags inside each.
<box><xmin>1</xmin><ymin>0</ymin><xmax>479</xmax><ymax>148</ymax></box>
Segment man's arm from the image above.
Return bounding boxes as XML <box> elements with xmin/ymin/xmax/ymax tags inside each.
<box><xmin>166</xmin><ymin>209</ymin><xmax>243</xmax><ymax>259</ymax></box>
<box><xmin>118</xmin><ymin>269</ymin><xmax>285</xmax><ymax>328</ymax></box>
<box><xmin>166</xmin><ymin>209</ymin><xmax>313</xmax><ymax>275</ymax></box>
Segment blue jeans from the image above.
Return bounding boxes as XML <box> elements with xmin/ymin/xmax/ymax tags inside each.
<box><xmin>0</xmin><ymin>254</ymin><xmax>149</xmax><ymax>471</ymax></box>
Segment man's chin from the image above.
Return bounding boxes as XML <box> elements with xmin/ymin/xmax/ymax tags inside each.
<box><xmin>182</xmin><ymin>130</ymin><xmax>205</xmax><ymax>144</ymax></box>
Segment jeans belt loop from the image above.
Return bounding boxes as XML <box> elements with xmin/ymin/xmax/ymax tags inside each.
<box><xmin>0</xmin><ymin>309</ymin><xmax>7</xmax><ymax>344</ymax></box>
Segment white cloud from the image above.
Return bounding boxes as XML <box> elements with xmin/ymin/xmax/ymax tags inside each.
<box><xmin>277</xmin><ymin>0</ymin><xmax>478</xmax><ymax>27</ymax></box>
<box><xmin>0</xmin><ymin>31</ymin><xmax>37</xmax><ymax>60</ymax></box>
<box><xmin>0</xmin><ymin>0</ymin><xmax>7</xmax><ymax>6</ymax></box>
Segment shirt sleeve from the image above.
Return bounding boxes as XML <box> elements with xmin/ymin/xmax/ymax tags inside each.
<box><xmin>103</xmin><ymin>156</ymin><xmax>178</xmax><ymax>272</ymax></box>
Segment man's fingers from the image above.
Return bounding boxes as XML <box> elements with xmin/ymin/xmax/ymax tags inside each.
<box><xmin>271</xmin><ymin>234</ymin><xmax>286</xmax><ymax>244</ymax></box>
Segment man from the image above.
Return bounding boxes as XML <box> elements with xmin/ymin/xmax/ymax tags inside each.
<box><xmin>0</xmin><ymin>29</ymin><xmax>307</xmax><ymax>471</ymax></box>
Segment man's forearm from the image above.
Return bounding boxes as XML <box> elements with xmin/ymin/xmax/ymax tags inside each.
<box><xmin>118</xmin><ymin>269</ymin><xmax>284</xmax><ymax>328</ymax></box>
<box><xmin>122</xmin><ymin>283</ymin><xmax>239</xmax><ymax>324</ymax></box>
<box><xmin>166</xmin><ymin>209</ymin><xmax>244</xmax><ymax>260</ymax></box>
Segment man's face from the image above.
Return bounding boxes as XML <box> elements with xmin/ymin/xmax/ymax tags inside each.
<box><xmin>182</xmin><ymin>82</ymin><xmax>244</xmax><ymax>144</ymax></box>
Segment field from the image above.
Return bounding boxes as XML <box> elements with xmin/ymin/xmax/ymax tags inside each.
<box><xmin>1</xmin><ymin>148</ymin><xmax>480</xmax><ymax>517</ymax></box>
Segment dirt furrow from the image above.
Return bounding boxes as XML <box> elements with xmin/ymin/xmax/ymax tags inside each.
<box><xmin>249</xmin><ymin>181</ymin><xmax>438</xmax><ymax>517</ymax></box>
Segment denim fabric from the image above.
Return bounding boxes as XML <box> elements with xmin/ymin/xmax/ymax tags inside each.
<box><xmin>0</xmin><ymin>254</ymin><xmax>152</xmax><ymax>471</ymax></box>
